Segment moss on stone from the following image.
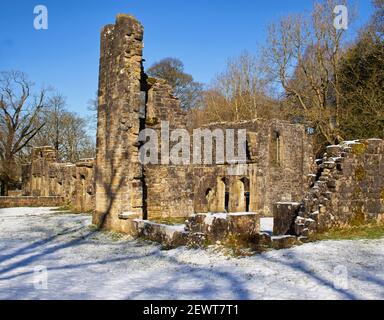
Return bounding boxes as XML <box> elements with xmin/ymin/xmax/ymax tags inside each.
<box><xmin>355</xmin><ymin>165</ymin><xmax>366</xmax><ymax>181</ymax></box>
<box><xmin>310</xmin><ymin>223</ymin><xmax>384</xmax><ymax>241</ymax></box>
<box><xmin>145</xmin><ymin>117</ymin><xmax>159</xmax><ymax>126</ymax></box>
<box><xmin>221</xmin><ymin>233</ymin><xmax>268</xmax><ymax>256</ymax></box>
<box><xmin>350</xmin><ymin>210</ymin><xmax>366</xmax><ymax>226</ymax></box>
<box><xmin>150</xmin><ymin>216</ymin><xmax>187</xmax><ymax>226</ymax></box>
<box><xmin>351</xmin><ymin>143</ymin><xmax>367</xmax><ymax>156</ymax></box>
<box><xmin>352</xmin><ymin>186</ymin><xmax>362</xmax><ymax>198</ymax></box>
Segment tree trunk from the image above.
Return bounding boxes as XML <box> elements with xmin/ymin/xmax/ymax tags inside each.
<box><xmin>0</xmin><ymin>178</ymin><xmax>9</xmax><ymax>196</ymax></box>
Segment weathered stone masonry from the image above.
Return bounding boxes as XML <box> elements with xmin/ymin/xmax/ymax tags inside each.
<box><xmin>94</xmin><ymin>15</ymin><xmax>147</xmax><ymax>232</ymax></box>
<box><xmin>20</xmin><ymin>146</ymin><xmax>95</xmax><ymax>212</ymax></box>
<box><xmin>92</xmin><ymin>14</ymin><xmax>315</xmax><ymax>236</ymax></box>
<box><xmin>274</xmin><ymin>139</ymin><xmax>384</xmax><ymax>238</ymax></box>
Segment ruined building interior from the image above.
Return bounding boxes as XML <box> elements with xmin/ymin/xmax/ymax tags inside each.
<box><xmin>18</xmin><ymin>14</ymin><xmax>384</xmax><ymax>249</ymax></box>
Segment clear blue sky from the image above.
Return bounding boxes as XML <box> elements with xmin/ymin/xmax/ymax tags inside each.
<box><xmin>0</xmin><ymin>0</ymin><xmax>374</xmax><ymax>117</ymax></box>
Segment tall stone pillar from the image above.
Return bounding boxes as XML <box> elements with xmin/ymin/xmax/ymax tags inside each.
<box><xmin>94</xmin><ymin>14</ymin><xmax>145</xmax><ymax>230</ymax></box>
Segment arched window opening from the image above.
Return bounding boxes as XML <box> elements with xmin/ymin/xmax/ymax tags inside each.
<box><xmin>217</xmin><ymin>177</ymin><xmax>229</xmax><ymax>213</ymax></box>
<box><xmin>205</xmin><ymin>188</ymin><xmax>213</xmax><ymax>212</ymax></box>
<box><xmin>238</xmin><ymin>177</ymin><xmax>250</xmax><ymax>212</ymax></box>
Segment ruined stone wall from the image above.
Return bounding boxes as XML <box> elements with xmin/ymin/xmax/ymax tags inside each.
<box><xmin>0</xmin><ymin>196</ymin><xmax>65</xmax><ymax>208</ymax></box>
<box><xmin>293</xmin><ymin>139</ymin><xmax>384</xmax><ymax>236</ymax></box>
<box><xmin>145</xmin><ymin>77</ymin><xmax>188</xmax><ymax>129</ymax></box>
<box><xmin>141</xmin><ymin>118</ymin><xmax>314</xmax><ymax>219</ymax></box>
<box><xmin>93</xmin><ymin>14</ymin><xmax>314</xmax><ymax>232</ymax></box>
<box><xmin>26</xmin><ymin>147</ymin><xmax>57</xmax><ymax>196</ymax></box>
<box><xmin>88</xmin><ymin>14</ymin><xmax>384</xmax><ymax>246</ymax></box>
<box><xmin>73</xmin><ymin>159</ymin><xmax>95</xmax><ymax>213</ymax></box>
<box><xmin>273</xmin><ymin>139</ymin><xmax>384</xmax><ymax>237</ymax></box>
<box><xmin>191</xmin><ymin>120</ymin><xmax>314</xmax><ymax>217</ymax></box>
<box><xmin>21</xmin><ymin>147</ymin><xmax>95</xmax><ymax>213</ymax></box>
<box><xmin>94</xmin><ymin>14</ymin><xmax>145</xmax><ymax>231</ymax></box>
<box><xmin>143</xmin><ymin>77</ymin><xmax>193</xmax><ymax>219</ymax></box>
<box><xmin>145</xmin><ymin>165</ymin><xmax>194</xmax><ymax>219</ymax></box>
<box><xmin>94</xmin><ymin>15</ymin><xmax>195</xmax><ymax>226</ymax></box>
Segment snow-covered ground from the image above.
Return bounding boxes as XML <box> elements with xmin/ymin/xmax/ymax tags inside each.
<box><xmin>0</xmin><ymin>207</ymin><xmax>383</xmax><ymax>300</ymax></box>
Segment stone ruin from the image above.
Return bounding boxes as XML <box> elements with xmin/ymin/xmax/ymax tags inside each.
<box><xmin>15</xmin><ymin>14</ymin><xmax>384</xmax><ymax>250</ymax></box>
<box><xmin>21</xmin><ymin>146</ymin><xmax>95</xmax><ymax>213</ymax></box>
<box><xmin>92</xmin><ymin>14</ymin><xmax>314</xmax><ymax>238</ymax></box>
<box><xmin>274</xmin><ymin>139</ymin><xmax>384</xmax><ymax>238</ymax></box>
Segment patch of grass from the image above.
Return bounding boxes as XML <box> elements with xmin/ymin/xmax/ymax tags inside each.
<box><xmin>50</xmin><ymin>211</ymin><xmax>76</xmax><ymax>216</ymax></box>
<box><xmin>350</xmin><ymin>210</ymin><xmax>366</xmax><ymax>226</ymax></box>
<box><xmin>88</xmin><ymin>224</ymin><xmax>99</xmax><ymax>232</ymax></box>
<box><xmin>107</xmin><ymin>231</ymin><xmax>125</xmax><ymax>242</ymax></box>
<box><xmin>87</xmin><ymin>225</ymin><xmax>134</xmax><ymax>242</ymax></box>
<box><xmin>150</xmin><ymin>216</ymin><xmax>188</xmax><ymax>226</ymax></box>
<box><xmin>50</xmin><ymin>205</ymin><xmax>93</xmax><ymax>215</ymax></box>
<box><xmin>310</xmin><ymin>223</ymin><xmax>384</xmax><ymax>241</ymax></box>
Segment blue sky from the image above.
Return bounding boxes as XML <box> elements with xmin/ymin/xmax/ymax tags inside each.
<box><xmin>0</xmin><ymin>0</ymin><xmax>374</xmax><ymax>116</ymax></box>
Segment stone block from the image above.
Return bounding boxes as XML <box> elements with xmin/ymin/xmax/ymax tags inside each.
<box><xmin>326</xmin><ymin>145</ymin><xmax>342</xmax><ymax>157</ymax></box>
<box><xmin>273</xmin><ymin>202</ymin><xmax>300</xmax><ymax>235</ymax></box>
<box><xmin>271</xmin><ymin>236</ymin><xmax>297</xmax><ymax>249</ymax></box>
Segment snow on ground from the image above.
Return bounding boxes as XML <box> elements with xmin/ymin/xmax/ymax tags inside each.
<box><xmin>0</xmin><ymin>207</ymin><xmax>383</xmax><ymax>300</ymax></box>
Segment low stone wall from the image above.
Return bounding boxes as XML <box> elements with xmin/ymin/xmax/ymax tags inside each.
<box><xmin>273</xmin><ymin>139</ymin><xmax>384</xmax><ymax>238</ymax></box>
<box><xmin>134</xmin><ymin>220</ymin><xmax>188</xmax><ymax>248</ymax></box>
<box><xmin>0</xmin><ymin>196</ymin><xmax>65</xmax><ymax>208</ymax></box>
<box><xmin>116</xmin><ymin>213</ymin><xmax>303</xmax><ymax>251</ymax></box>
<box><xmin>8</xmin><ymin>190</ymin><xmax>23</xmax><ymax>197</ymax></box>
<box><xmin>186</xmin><ymin>213</ymin><xmax>260</xmax><ymax>244</ymax></box>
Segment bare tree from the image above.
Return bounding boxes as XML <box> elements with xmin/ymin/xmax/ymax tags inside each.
<box><xmin>60</xmin><ymin>112</ymin><xmax>95</xmax><ymax>162</ymax></box>
<box><xmin>0</xmin><ymin>71</ymin><xmax>46</xmax><ymax>195</ymax></box>
<box><xmin>193</xmin><ymin>52</ymin><xmax>276</xmax><ymax>125</ymax></box>
<box><xmin>373</xmin><ymin>0</ymin><xmax>383</xmax><ymax>38</ymax></box>
<box><xmin>86</xmin><ymin>92</ymin><xmax>98</xmax><ymax>133</ymax></box>
<box><xmin>264</xmin><ymin>0</ymin><xmax>351</xmax><ymax>150</ymax></box>
<box><xmin>34</xmin><ymin>93</ymin><xmax>66</xmax><ymax>154</ymax></box>
<box><xmin>33</xmin><ymin>94</ymin><xmax>96</xmax><ymax>163</ymax></box>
